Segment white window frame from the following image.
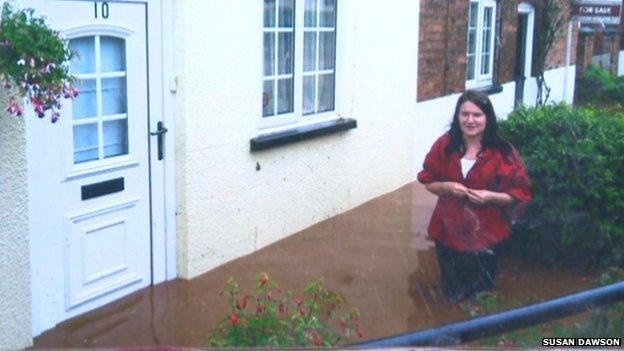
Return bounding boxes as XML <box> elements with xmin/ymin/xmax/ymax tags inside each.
<box><xmin>466</xmin><ymin>0</ymin><xmax>497</xmax><ymax>89</ymax></box>
<box><xmin>260</xmin><ymin>0</ymin><xmax>338</xmax><ymax>133</ymax></box>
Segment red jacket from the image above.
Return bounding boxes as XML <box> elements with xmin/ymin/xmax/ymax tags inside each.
<box><xmin>417</xmin><ymin>134</ymin><xmax>532</xmax><ymax>252</ymax></box>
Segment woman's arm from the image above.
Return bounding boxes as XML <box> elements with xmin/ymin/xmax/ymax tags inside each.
<box><xmin>425</xmin><ymin>181</ymin><xmax>469</xmax><ymax>198</ymax></box>
<box><xmin>466</xmin><ymin>189</ymin><xmax>514</xmax><ymax>206</ymax></box>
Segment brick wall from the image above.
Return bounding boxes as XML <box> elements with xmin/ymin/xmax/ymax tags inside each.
<box><xmin>417</xmin><ymin>0</ymin><xmax>576</xmax><ymax>102</ymax></box>
<box><xmin>417</xmin><ymin>0</ymin><xmax>469</xmax><ymax>101</ymax></box>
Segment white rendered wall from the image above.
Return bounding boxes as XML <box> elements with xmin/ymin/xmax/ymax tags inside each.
<box><xmin>173</xmin><ymin>0</ymin><xmax>420</xmax><ymax>278</ymax></box>
<box><xmin>619</xmin><ymin>51</ymin><xmax>624</xmax><ymax>76</ymax></box>
<box><xmin>0</xmin><ymin>89</ymin><xmax>32</xmax><ymax>349</ymax></box>
<box><xmin>413</xmin><ymin>66</ymin><xmax>575</xmax><ymax>176</ymax></box>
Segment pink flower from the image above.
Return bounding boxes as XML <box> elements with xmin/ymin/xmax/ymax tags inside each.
<box><xmin>31</xmin><ymin>98</ymin><xmax>47</xmax><ymax>118</ymax></box>
<box><xmin>5</xmin><ymin>99</ymin><xmax>24</xmax><ymax>117</ymax></box>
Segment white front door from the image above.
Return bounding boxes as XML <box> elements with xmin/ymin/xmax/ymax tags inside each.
<box><xmin>25</xmin><ymin>0</ymin><xmax>157</xmax><ymax>336</ymax></box>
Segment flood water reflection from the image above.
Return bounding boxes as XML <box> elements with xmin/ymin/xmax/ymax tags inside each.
<box><xmin>33</xmin><ymin>182</ymin><xmax>598</xmax><ymax>348</ymax></box>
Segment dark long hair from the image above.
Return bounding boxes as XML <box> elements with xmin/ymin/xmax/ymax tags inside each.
<box><xmin>445</xmin><ymin>90</ymin><xmax>513</xmax><ymax>157</ymax></box>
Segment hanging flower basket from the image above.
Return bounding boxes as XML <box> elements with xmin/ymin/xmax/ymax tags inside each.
<box><xmin>0</xmin><ymin>3</ymin><xmax>77</xmax><ymax>123</ymax></box>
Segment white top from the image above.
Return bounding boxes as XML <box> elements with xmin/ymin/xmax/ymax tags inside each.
<box><xmin>461</xmin><ymin>157</ymin><xmax>476</xmax><ymax>179</ymax></box>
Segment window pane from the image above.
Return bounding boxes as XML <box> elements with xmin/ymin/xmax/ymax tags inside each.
<box><xmin>102</xmin><ymin>77</ymin><xmax>127</xmax><ymax>115</ymax></box>
<box><xmin>69</xmin><ymin>37</ymin><xmax>95</xmax><ymax>74</ymax></box>
<box><xmin>103</xmin><ymin>119</ymin><xmax>128</xmax><ymax>158</ymax></box>
<box><xmin>484</xmin><ymin>7</ymin><xmax>493</xmax><ymax>28</ymax></box>
<box><xmin>278</xmin><ymin>32</ymin><xmax>294</xmax><ymax>74</ymax></box>
<box><xmin>467</xmin><ymin>54</ymin><xmax>476</xmax><ymax>80</ymax></box>
<box><xmin>319</xmin><ymin>32</ymin><xmax>335</xmax><ymax>70</ymax></box>
<box><xmin>483</xmin><ymin>28</ymin><xmax>491</xmax><ymax>52</ymax></box>
<box><xmin>304</xmin><ymin>32</ymin><xmax>317</xmax><ymax>72</ymax></box>
<box><xmin>73</xmin><ymin>79</ymin><xmax>97</xmax><ymax>119</ymax></box>
<box><xmin>481</xmin><ymin>52</ymin><xmax>490</xmax><ymax>75</ymax></box>
<box><xmin>318</xmin><ymin>73</ymin><xmax>334</xmax><ymax>112</ymax></box>
<box><xmin>264</xmin><ymin>33</ymin><xmax>276</xmax><ymax>76</ymax></box>
<box><xmin>469</xmin><ymin>2</ymin><xmax>478</xmax><ymax>27</ymax></box>
<box><xmin>263</xmin><ymin>80</ymin><xmax>275</xmax><ymax>117</ymax></box>
<box><xmin>277</xmin><ymin>78</ymin><xmax>293</xmax><ymax>114</ymax></box>
<box><xmin>264</xmin><ymin>0</ymin><xmax>276</xmax><ymax>27</ymax></box>
<box><xmin>305</xmin><ymin>0</ymin><xmax>317</xmax><ymax>27</ymax></box>
<box><xmin>467</xmin><ymin>30</ymin><xmax>476</xmax><ymax>55</ymax></box>
<box><xmin>278</xmin><ymin>0</ymin><xmax>294</xmax><ymax>27</ymax></box>
<box><xmin>100</xmin><ymin>36</ymin><xmax>126</xmax><ymax>72</ymax></box>
<box><xmin>320</xmin><ymin>0</ymin><xmax>336</xmax><ymax>27</ymax></box>
<box><xmin>303</xmin><ymin>75</ymin><xmax>316</xmax><ymax>115</ymax></box>
<box><xmin>73</xmin><ymin>123</ymin><xmax>99</xmax><ymax>164</ymax></box>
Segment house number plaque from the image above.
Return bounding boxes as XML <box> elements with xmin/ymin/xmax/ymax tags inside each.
<box><xmin>94</xmin><ymin>1</ymin><xmax>110</xmax><ymax>19</ymax></box>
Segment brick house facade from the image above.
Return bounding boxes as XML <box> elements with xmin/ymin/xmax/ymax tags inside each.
<box><xmin>417</xmin><ymin>0</ymin><xmax>577</xmax><ymax>102</ymax></box>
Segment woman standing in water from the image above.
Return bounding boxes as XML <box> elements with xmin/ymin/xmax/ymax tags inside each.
<box><xmin>417</xmin><ymin>90</ymin><xmax>532</xmax><ymax>303</ymax></box>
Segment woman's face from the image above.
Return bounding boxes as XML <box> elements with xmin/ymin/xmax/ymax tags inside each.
<box><xmin>459</xmin><ymin>101</ymin><xmax>487</xmax><ymax>140</ymax></box>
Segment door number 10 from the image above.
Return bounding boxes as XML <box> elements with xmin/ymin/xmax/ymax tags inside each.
<box><xmin>94</xmin><ymin>1</ymin><xmax>110</xmax><ymax>19</ymax></box>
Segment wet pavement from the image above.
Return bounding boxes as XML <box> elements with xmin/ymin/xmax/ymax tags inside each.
<box><xmin>33</xmin><ymin>182</ymin><xmax>598</xmax><ymax>348</ymax></box>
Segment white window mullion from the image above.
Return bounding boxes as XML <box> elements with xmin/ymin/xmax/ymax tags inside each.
<box><xmin>95</xmin><ymin>35</ymin><xmax>104</xmax><ymax>160</ymax></box>
<box><xmin>293</xmin><ymin>0</ymin><xmax>305</xmax><ymax>118</ymax></box>
<box><xmin>485</xmin><ymin>4</ymin><xmax>496</xmax><ymax>79</ymax></box>
<box><xmin>313</xmin><ymin>0</ymin><xmax>320</xmax><ymax>113</ymax></box>
<box><xmin>475</xmin><ymin>2</ymin><xmax>484</xmax><ymax>83</ymax></box>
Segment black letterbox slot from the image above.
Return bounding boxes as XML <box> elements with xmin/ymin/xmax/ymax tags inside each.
<box><xmin>81</xmin><ymin>178</ymin><xmax>124</xmax><ymax>200</ymax></box>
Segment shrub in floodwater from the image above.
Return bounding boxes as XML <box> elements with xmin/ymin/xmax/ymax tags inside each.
<box><xmin>500</xmin><ymin>103</ymin><xmax>624</xmax><ymax>267</ymax></box>
<box><xmin>207</xmin><ymin>273</ymin><xmax>362</xmax><ymax>348</ymax></box>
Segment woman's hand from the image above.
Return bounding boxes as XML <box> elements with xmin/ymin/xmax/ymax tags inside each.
<box><xmin>466</xmin><ymin>189</ymin><xmax>514</xmax><ymax>206</ymax></box>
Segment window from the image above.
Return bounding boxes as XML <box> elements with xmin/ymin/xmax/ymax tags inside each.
<box><xmin>70</xmin><ymin>36</ymin><xmax>129</xmax><ymax>163</ymax></box>
<box><xmin>466</xmin><ymin>0</ymin><xmax>496</xmax><ymax>88</ymax></box>
<box><xmin>262</xmin><ymin>0</ymin><xmax>337</xmax><ymax>129</ymax></box>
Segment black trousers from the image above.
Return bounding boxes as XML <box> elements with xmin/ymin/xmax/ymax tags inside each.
<box><xmin>435</xmin><ymin>243</ymin><xmax>502</xmax><ymax>303</ymax></box>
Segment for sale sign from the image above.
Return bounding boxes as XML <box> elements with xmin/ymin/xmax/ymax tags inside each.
<box><xmin>571</xmin><ymin>0</ymin><xmax>622</xmax><ymax>24</ymax></box>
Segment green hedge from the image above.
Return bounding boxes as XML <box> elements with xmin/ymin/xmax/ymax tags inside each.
<box><xmin>576</xmin><ymin>65</ymin><xmax>624</xmax><ymax>107</ymax></box>
<box><xmin>500</xmin><ymin>104</ymin><xmax>624</xmax><ymax>267</ymax></box>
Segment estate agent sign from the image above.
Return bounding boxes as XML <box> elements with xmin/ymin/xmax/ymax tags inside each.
<box><xmin>571</xmin><ymin>0</ymin><xmax>622</xmax><ymax>25</ymax></box>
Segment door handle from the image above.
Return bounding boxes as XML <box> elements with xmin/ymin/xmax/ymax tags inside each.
<box><xmin>150</xmin><ymin>121</ymin><xmax>168</xmax><ymax>160</ymax></box>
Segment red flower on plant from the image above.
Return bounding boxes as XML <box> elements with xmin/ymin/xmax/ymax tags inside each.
<box><xmin>313</xmin><ymin>335</ymin><xmax>322</xmax><ymax>346</ymax></box>
<box><xmin>230</xmin><ymin>313</ymin><xmax>239</xmax><ymax>327</ymax></box>
<box><xmin>260</xmin><ymin>273</ymin><xmax>269</xmax><ymax>287</ymax></box>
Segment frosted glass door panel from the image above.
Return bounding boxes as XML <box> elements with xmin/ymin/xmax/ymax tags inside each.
<box><xmin>101</xmin><ymin>36</ymin><xmax>126</xmax><ymax>72</ymax></box>
<box><xmin>103</xmin><ymin>119</ymin><xmax>128</xmax><ymax>158</ymax></box>
<box><xmin>70</xmin><ymin>35</ymin><xmax>130</xmax><ymax>165</ymax></box>
<box><xmin>70</xmin><ymin>37</ymin><xmax>96</xmax><ymax>74</ymax></box>
<box><xmin>73</xmin><ymin>79</ymin><xmax>97</xmax><ymax>119</ymax></box>
<box><xmin>73</xmin><ymin>123</ymin><xmax>99</xmax><ymax>163</ymax></box>
<box><xmin>102</xmin><ymin>78</ymin><xmax>127</xmax><ymax>115</ymax></box>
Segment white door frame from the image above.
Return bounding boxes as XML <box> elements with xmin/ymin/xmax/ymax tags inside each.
<box><xmin>518</xmin><ymin>2</ymin><xmax>535</xmax><ymax>79</ymax></box>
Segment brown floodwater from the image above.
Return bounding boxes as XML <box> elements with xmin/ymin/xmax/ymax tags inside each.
<box><xmin>32</xmin><ymin>182</ymin><xmax>599</xmax><ymax>348</ymax></box>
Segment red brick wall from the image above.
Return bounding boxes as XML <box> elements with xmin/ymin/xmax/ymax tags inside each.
<box><xmin>417</xmin><ymin>0</ymin><xmax>469</xmax><ymax>101</ymax></box>
<box><xmin>417</xmin><ymin>0</ymin><xmax>575</xmax><ymax>102</ymax></box>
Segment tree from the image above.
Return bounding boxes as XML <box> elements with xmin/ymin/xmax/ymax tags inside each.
<box><xmin>533</xmin><ymin>0</ymin><xmax>566</xmax><ymax>106</ymax></box>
